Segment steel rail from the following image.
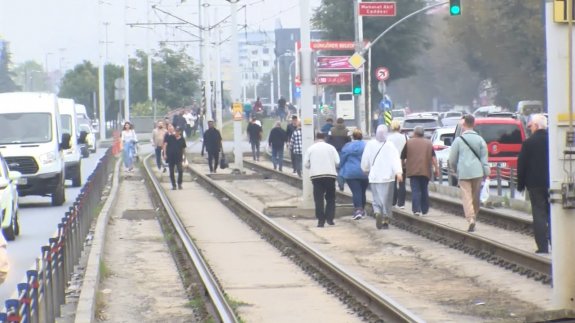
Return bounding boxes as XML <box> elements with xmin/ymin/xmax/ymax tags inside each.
<box><xmin>187</xmin><ymin>165</ymin><xmax>424</xmax><ymax>323</ymax></box>
<box><xmin>274</xmin><ymin>156</ymin><xmax>534</xmax><ymax>234</ymax></box>
<box><xmin>142</xmin><ymin>155</ymin><xmax>238</xmax><ymax>323</ymax></box>
<box><xmin>243</xmin><ymin>160</ymin><xmax>552</xmax><ymax>284</ymax></box>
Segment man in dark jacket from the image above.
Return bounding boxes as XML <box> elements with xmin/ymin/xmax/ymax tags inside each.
<box><xmin>201</xmin><ymin>120</ymin><xmax>223</xmax><ymax>173</ymax></box>
<box><xmin>268</xmin><ymin>121</ymin><xmax>287</xmax><ymax>171</ymax></box>
<box><xmin>327</xmin><ymin>118</ymin><xmax>350</xmax><ymax>152</ymax></box>
<box><xmin>247</xmin><ymin>117</ymin><xmax>263</xmax><ymax>161</ymax></box>
<box><xmin>517</xmin><ymin>114</ymin><xmax>550</xmax><ymax>254</ymax></box>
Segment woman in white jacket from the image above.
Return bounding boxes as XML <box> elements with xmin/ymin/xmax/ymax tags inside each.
<box><xmin>361</xmin><ymin>125</ymin><xmax>403</xmax><ymax>229</ymax></box>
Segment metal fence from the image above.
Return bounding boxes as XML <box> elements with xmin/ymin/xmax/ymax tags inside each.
<box><xmin>437</xmin><ymin>160</ymin><xmax>520</xmax><ymax>199</ymax></box>
<box><xmin>0</xmin><ymin>148</ymin><xmax>115</xmax><ymax>323</ymax></box>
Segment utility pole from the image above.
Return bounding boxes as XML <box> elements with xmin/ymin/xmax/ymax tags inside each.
<box><xmin>200</xmin><ymin>1</ymin><xmax>213</xmax><ymax>122</ymax></box>
<box><xmin>229</xmin><ymin>0</ymin><xmax>243</xmax><ymax>172</ymax></box>
<box><xmin>299</xmin><ymin>0</ymin><xmax>314</xmax><ymax>207</ymax></box>
<box><xmin>353</xmin><ymin>0</ymin><xmax>366</xmax><ymax>133</ymax></box>
<box><xmin>146</xmin><ymin>0</ymin><xmax>153</xmax><ymax>104</ymax></box>
<box><xmin>98</xmin><ymin>2</ymin><xmax>106</xmax><ymax>139</ymax></box>
<box><xmin>124</xmin><ymin>0</ymin><xmax>130</xmax><ymax>122</ymax></box>
<box><xmin>545</xmin><ymin>0</ymin><xmax>575</xmax><ymax>312</ymax></box>
<box><xmin>215</xmin><ymin>9</ymin><xmax>223</xmax><ymax>131</ymax></box>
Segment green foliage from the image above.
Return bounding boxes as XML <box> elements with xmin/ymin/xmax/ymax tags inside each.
<box><xmin>446</xmin><ymin>0</ymin><xmax>545</xmax><ymax>105</ymax></box>
<box><xmin>58</xmin><ymin>48</ymin><xmax>200</xmax><ymax>121</ymax></box>
<box><xmin>130</xmin><ymin>101</ymin><xmax>169</xmax><ymax>117</ymax></box>
<box><xmin>12</xmin><ymin>61</ymin><xmax>52</xmax><ymax>92</ymax></box>
<box><xmin>0</xmin><ymin>46</ymin><xmax>19</xmax><ymax>93</ymax></box>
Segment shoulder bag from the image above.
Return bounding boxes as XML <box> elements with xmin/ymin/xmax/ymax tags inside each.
<box><xmin>459</xmin><ymin>135</ymin><xmax>481</xmax><ymax>162</ymax></box>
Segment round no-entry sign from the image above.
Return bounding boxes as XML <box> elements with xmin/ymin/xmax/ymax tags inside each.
<box><xmin>375</xmin><ymin>67</ymin><xmax>390</xmax><ymax>81</ymax></box>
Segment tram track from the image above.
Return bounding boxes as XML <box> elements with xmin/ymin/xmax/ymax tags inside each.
<box><xmin>142</xmin><ymin>154</ymin><xmax>424</xmax><ymax>322</ymax></box>
<box><xmin>243</xmin><ymin>160</ymin><xmax>552</xmax><ymax>284</ymax></box>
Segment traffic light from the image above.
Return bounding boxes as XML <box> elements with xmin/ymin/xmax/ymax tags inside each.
<box><xmin>449</xmin><ymin>0</ymin><xmax>461</xmax><ymax>16</ymax></box>
<box><xmin>352</xmin><ymin>73</ymin><xmax>362</xmax><ymax>96</ymax></box>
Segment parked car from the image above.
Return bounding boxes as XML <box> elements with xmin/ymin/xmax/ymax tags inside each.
<box><xmin>0</xmin><ymin>154</ymin><xmax>21</xmax><ymax>241</ymax></box>
<box><xmin>441</xmin><ymin>117</ymin><xmax>461</xmax><ymax>127</ymax></box>
<box><xmin>440</xmin><ymin>110</ymin><xmax>463</xmax><ymax>120</ymax></box>
<box><xmin>401</xmin><ymin>115</ymin><xmax>441</xmax><ymax>138</ymax></box>
<box><xmin>446</xmin><ymin>117</ymin><xmax>526</xmax><ymax>186</ymax></box>
<box><xmin>431</xmin><ymin>127</ymin><xmax>456</xmax><ymax>151</ymax></box>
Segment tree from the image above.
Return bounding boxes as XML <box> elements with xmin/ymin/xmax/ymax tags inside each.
<box><xmin>13</xmin><ymin>61</ymin><xmax>52</xmax><ymax>92</ymax></box>
<box><xmin>59</xmin><ymin>61</ymin><xmax>98</xmax><ymax>117</ymax></box>
<box><xmin>0</xmin><ymin>44</ymin><xmax>19</xmax><ymax>92</ymax></box>
<box><xmin>129</xmin><ymin>48</ymin><xmax>200</xmax><ymax>109</ymax></box>
<box><xmin>445</xmin><ymin>0</ymin><xmax>545</xmax><ymax>105</ymax></box>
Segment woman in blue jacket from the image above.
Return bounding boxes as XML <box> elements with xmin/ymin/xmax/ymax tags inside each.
<box><xmin>339</xmin><ymin>129</ymin><xmax>369</xmax><ymax>220</ymax></box>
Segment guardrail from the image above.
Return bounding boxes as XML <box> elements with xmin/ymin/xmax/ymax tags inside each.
<box><xmin>0</xmin><ymin>149</ymin><xmax>115</xmax><ymax>323</ymax></box>
<box><xmin>437</xmin><ymin>161</ymin><xmax>520</xmax><ymax>199</ymax></box>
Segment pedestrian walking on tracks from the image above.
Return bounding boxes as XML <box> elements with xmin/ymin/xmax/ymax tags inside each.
<box><xmin>163</xmin><ymin>126</ymin><xmax>187</xmax><ymax>190</ymax></box>
<box><xmin>387</xmin><ymin>120</ymin><xmax>408</xmax><ymax>209</ymax></box>
<box><xmin>339</xmin><ymin>129</ymin><xmax>369</xmax><ymax>220</ymax></box>
<box><xmin>361</xmin><ymin>125</ymin><xmax>403</xmax><ymax>229</ymax></box>
<box><xmin>286</xmin><ymin>115</ymin><xmax>299</xmax><ymax>174</ymax></box>
<box><xmin>401</xmin><ymin>126</ymin><xmax>440</xmax><ymax>216</ymax></box>
<box><xmin>247</xmin><ymin>117</ymin><xmax>263</xmax><ymax>161</ymax></box>
<box><xmin>121</xmin><ymin>121</ymin><xmax>138</xmax><ymax>172</ymax></box>
<box><xmin>448</xmin><ymin>115</ymin><xmax>490</xmax><ymax>232</ymax></box>
<box><xmin>517</xmin><ymin>114</ymin><xmax>551</xmax><ymax>254</ymax></box>
<box><xmin>305</xmin><ymin>132</ymin><xmax>340</xmax><ymax>227</ymax></box>
<box><xmin>290</xmin><ymin>121</ymin><xmax>303</xmax><ymax>177</ymax></box>
<box><xmin>151</xmin><ymin>120</ymin><xmax>167</xmax><ymax>172</ymax></box>
<box><xmin>268</xmin><ymin>121</ymin><xmax>287</xmax><ymax>171</ymax></box>
<box><xmin>202</xmin><ymin>120</ymin><xmax>223</xmax><ymax>173</ymax></box>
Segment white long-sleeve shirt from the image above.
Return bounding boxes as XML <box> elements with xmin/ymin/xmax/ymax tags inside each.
<box><xmin>361</xmin><ymin>139</ymin><xmax>402</xmax><ymax>183</ymax></box>
<box><xmin>304</xmin><ymin>141</ymin><xmax>340</xmax><ymax>179</ymax></box>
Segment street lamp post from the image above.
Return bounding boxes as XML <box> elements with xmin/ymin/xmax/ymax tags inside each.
<box><xmin>276</xmin><ymin>51</ymin><xmax>292</xmax><ymax>100</ymax></box>
<box><xmin>288</xmin><ymin>60</ymin><xmax>296</xmax><ymax>103</ymax></box>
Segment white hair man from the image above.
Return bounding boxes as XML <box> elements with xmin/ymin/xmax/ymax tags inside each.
<box><xmin>517</xmin><ymin>113</ymin><xmax>550</xmax><ymax>254</ymax></box>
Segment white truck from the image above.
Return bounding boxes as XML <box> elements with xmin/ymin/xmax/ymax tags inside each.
<box><xmin>0</xmin><ymin>92</ymin><xmax>70</xmax><ymax>206</ymax></box>
<box><xmin>59</xmin><ymin>98</ymin><xmax>83</xmax><ymax>187</ymax></box>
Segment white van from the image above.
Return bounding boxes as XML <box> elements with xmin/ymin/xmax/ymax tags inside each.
<box><xmin>75</xmin><ymin>103</ymin><xmax>90</xmax><ymax>121</ymax></box>
<box><xmin>0</xmin><ymin>92</ymin><xmax>70</xmax><ymax>206</ymax></box>
<box><xmin>59</xmin><ymin>99</ymin><xmax>83</xmax><ymax>187</ymax></box>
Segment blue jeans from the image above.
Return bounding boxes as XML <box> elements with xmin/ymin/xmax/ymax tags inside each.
<box><xmin>123</xmin><ymin>141</ymin><xmax>134</xmax><ymax>169</ymax></box>
<box><xmin>271</xmin><ymin>147</ymin><xmax>284</xmax><ymax>170</ymax></box>
<box><xmin>410</xmin><ymin>176</ymin><xmax>430</xmax><ymax>214</ymax></box>
<box><xmin>346</xmin><ymin>178</ymin><xmax>369</xmax><ymax>209</ymax></box>
<box><xmin>250</xmin><ymin>140</ymin><xmax>260</xmax><ymax>160</ymax></box>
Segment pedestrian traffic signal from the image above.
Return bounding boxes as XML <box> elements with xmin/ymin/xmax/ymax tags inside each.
<box><xmin>352</xmin><ymin>74</ymin><xmax>362</xmax><ymax>96</ymax></box>
<box><xmin>449</xmin><ymin>0</ymin><xmax>461</xmax><ymax>16</ymax></box>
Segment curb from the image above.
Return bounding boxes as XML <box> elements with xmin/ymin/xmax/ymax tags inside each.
<box><xmin>73</xmin><ymin>158</ymin><xmax>122</xmax><ymax>323</ymax></box>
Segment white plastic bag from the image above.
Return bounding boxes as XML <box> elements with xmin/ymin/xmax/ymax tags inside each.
<box><xmin>480</xmin><ymin>178</ymin><xmax>490</xmax><ymax>203</ymax></box>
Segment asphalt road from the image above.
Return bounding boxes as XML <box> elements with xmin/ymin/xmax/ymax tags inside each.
<box><xmin>0</xmin><ymin>149</ymin><xmax>106</xmax><ymax>302</ymax></box>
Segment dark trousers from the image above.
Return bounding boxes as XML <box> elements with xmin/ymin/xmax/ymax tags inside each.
<box><xmin>410</xmin><ymin>176</ymin><xmax>430</xmax><ymax>214</ymax></box>
<box><xmin>528</xmin><ymin>187</ymin><xmax>551</xmax><ymax>252</ymax></box>
<box><xmin>312</xmin><ymin>177</ymin><xmax>336</xmax><ymax>225</ymax></box>
<box><xmin>346</xmin><ymin>178</ymin><xmax>369</xmax><ymax>209</ymax></box>
<box><xmin>154</xmin><ymin>147</ymin><xmax>163</xmax><ymax>170</ymax></box>
<box><xmin>207</xmin><ymin>150</ymin><xmax>220</xmax><ymax>172</ymax></box>
<box><xmin>168</xmin><ymin>162</ymin><xmax>183</xmax><ymax>188</ymax></box>
<box><xmin>292</xmin><ymin>153</ymin><xmax>302</xmax><ymax>177</ymax></box>
<box><xmin>393</xmin><ymin>176</ymin><xmax>406</xmax><ymax>207</ymax></box>
<box><xmin>250</xmin><ymin>140</ymin><xmax>260</xmax><ymax>160</ymax></box>
<box><xmin>271</xmin><ymin>147</ymin><xmax>284</xmax><ymax>170</ymax></box>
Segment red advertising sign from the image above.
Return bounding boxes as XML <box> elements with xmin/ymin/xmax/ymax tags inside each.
<box><xmin>315</xmin><ymin>73</ymin><xmax>352</xmax><ymax>85</ymax></box>
<box><xmin>316</xmin><ymin>56</ymin><xmax>354</xmax><ymax>70</ymax></box>
<box><xmin>359</xmin><ymin>2</ymin><xmax>397</xmax><ymax>16</ymax></box>
<box><xmin>296</xmin><ymin>41</ymin><xmax>369</xmax><ymax>51</ymax></box>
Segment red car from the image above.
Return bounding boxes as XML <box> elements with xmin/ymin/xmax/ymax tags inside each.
<box><xmin>448</xmin><ymin>116</ymin><xmax>526</xmax><ymax>185</ymax></box>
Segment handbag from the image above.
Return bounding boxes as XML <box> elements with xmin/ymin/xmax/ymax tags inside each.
<box><xmin>182</xmin><ymin>155</ymin><xmax>189</xmax><ymax>168</ymax></box>
<box><xmin>220</xmin><ymin>152</ymin><xmax>229</xmax><ymax>169</ymax></box>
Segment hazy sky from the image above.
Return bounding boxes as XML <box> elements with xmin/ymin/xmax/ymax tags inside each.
<box><xmin>0</xmin><ymin>0</ymin><xmax>321</xmax><ymax>69</ymax></box>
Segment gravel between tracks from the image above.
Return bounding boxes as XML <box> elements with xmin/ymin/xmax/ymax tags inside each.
<box><xmin>214</xmin><ymin>165</ymin><xmax>551</xmax><ymax>323</ymax></box>
<box><xmin>96</xmin><ymin>168</ymin><xmax>195</xmax><ymax>322</ymax></box>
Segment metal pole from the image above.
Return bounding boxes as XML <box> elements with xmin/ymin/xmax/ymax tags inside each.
<box><xmin>300</xmin><ymin>0</ymin><xmax>314</xmax><ymax>207</ymax></box>
<box><xmin>203</xmin><ymin>4</ymin><xmax>213</xmax><ymax>122</ymax></box>
<box><xmin>215</xmin><ymin>12</ymin><xmax>223</xmax><ymax>131</ymax></box>
<box><xmin>98</xmin><ymin>1</ymin><xmax>106</xmax><ymax>140</ymax></box>
<box><xmin>545</xmin><ymin>0</ymin><xmax>575</xmax><ymax>310</ymax></box>
<box><xmin>124</xmin><ymin>0</ymin><xmax>130</xmax><ymax>122</ymax></box>
<box><xmin>367</xmin><ymin>47</ymin><xmax>372</xmax><ymax>136</ymax></box>
<box><xmin>230</xmin><ymin>1</ymin><xmax>243</xmax><ymax>172</ymax></box>
<box><xmin>289</xmin><ymin>60</ymin><xmax>295</xmax><ymax>103</ymax></box>
<box><xmin>277</xmin><ymin>58</ymin><xmax>282</xmax><ymax>100</ymax></box>
<box><xmin>147</xmin><ymin>0</ymin><xmax>153</xmax><ymax>103</ymax></box>
<box><xmin>270</xmin><ymin>64</ymin><xmax>275</xmax><ymax>117</ymax></box>
<box><xmin>357</xmin><ymin>2</ymin><xmax>367</xmax><ymax>134</ymax></box>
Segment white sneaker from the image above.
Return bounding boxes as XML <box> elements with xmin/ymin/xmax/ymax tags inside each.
<box><xmin>414</xmin><ymin>212</ymin><xmax>422</xmax><ymax>216</ymax></box>
<box><xmin>352</xmin><ymin>213</ymin><xmax>363</xmax><ymax>220</ymax></box>
<box><xmin>398</xmin><ymin>205</ymin><xmax>405</xmax><ymax>209</ymax></box>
